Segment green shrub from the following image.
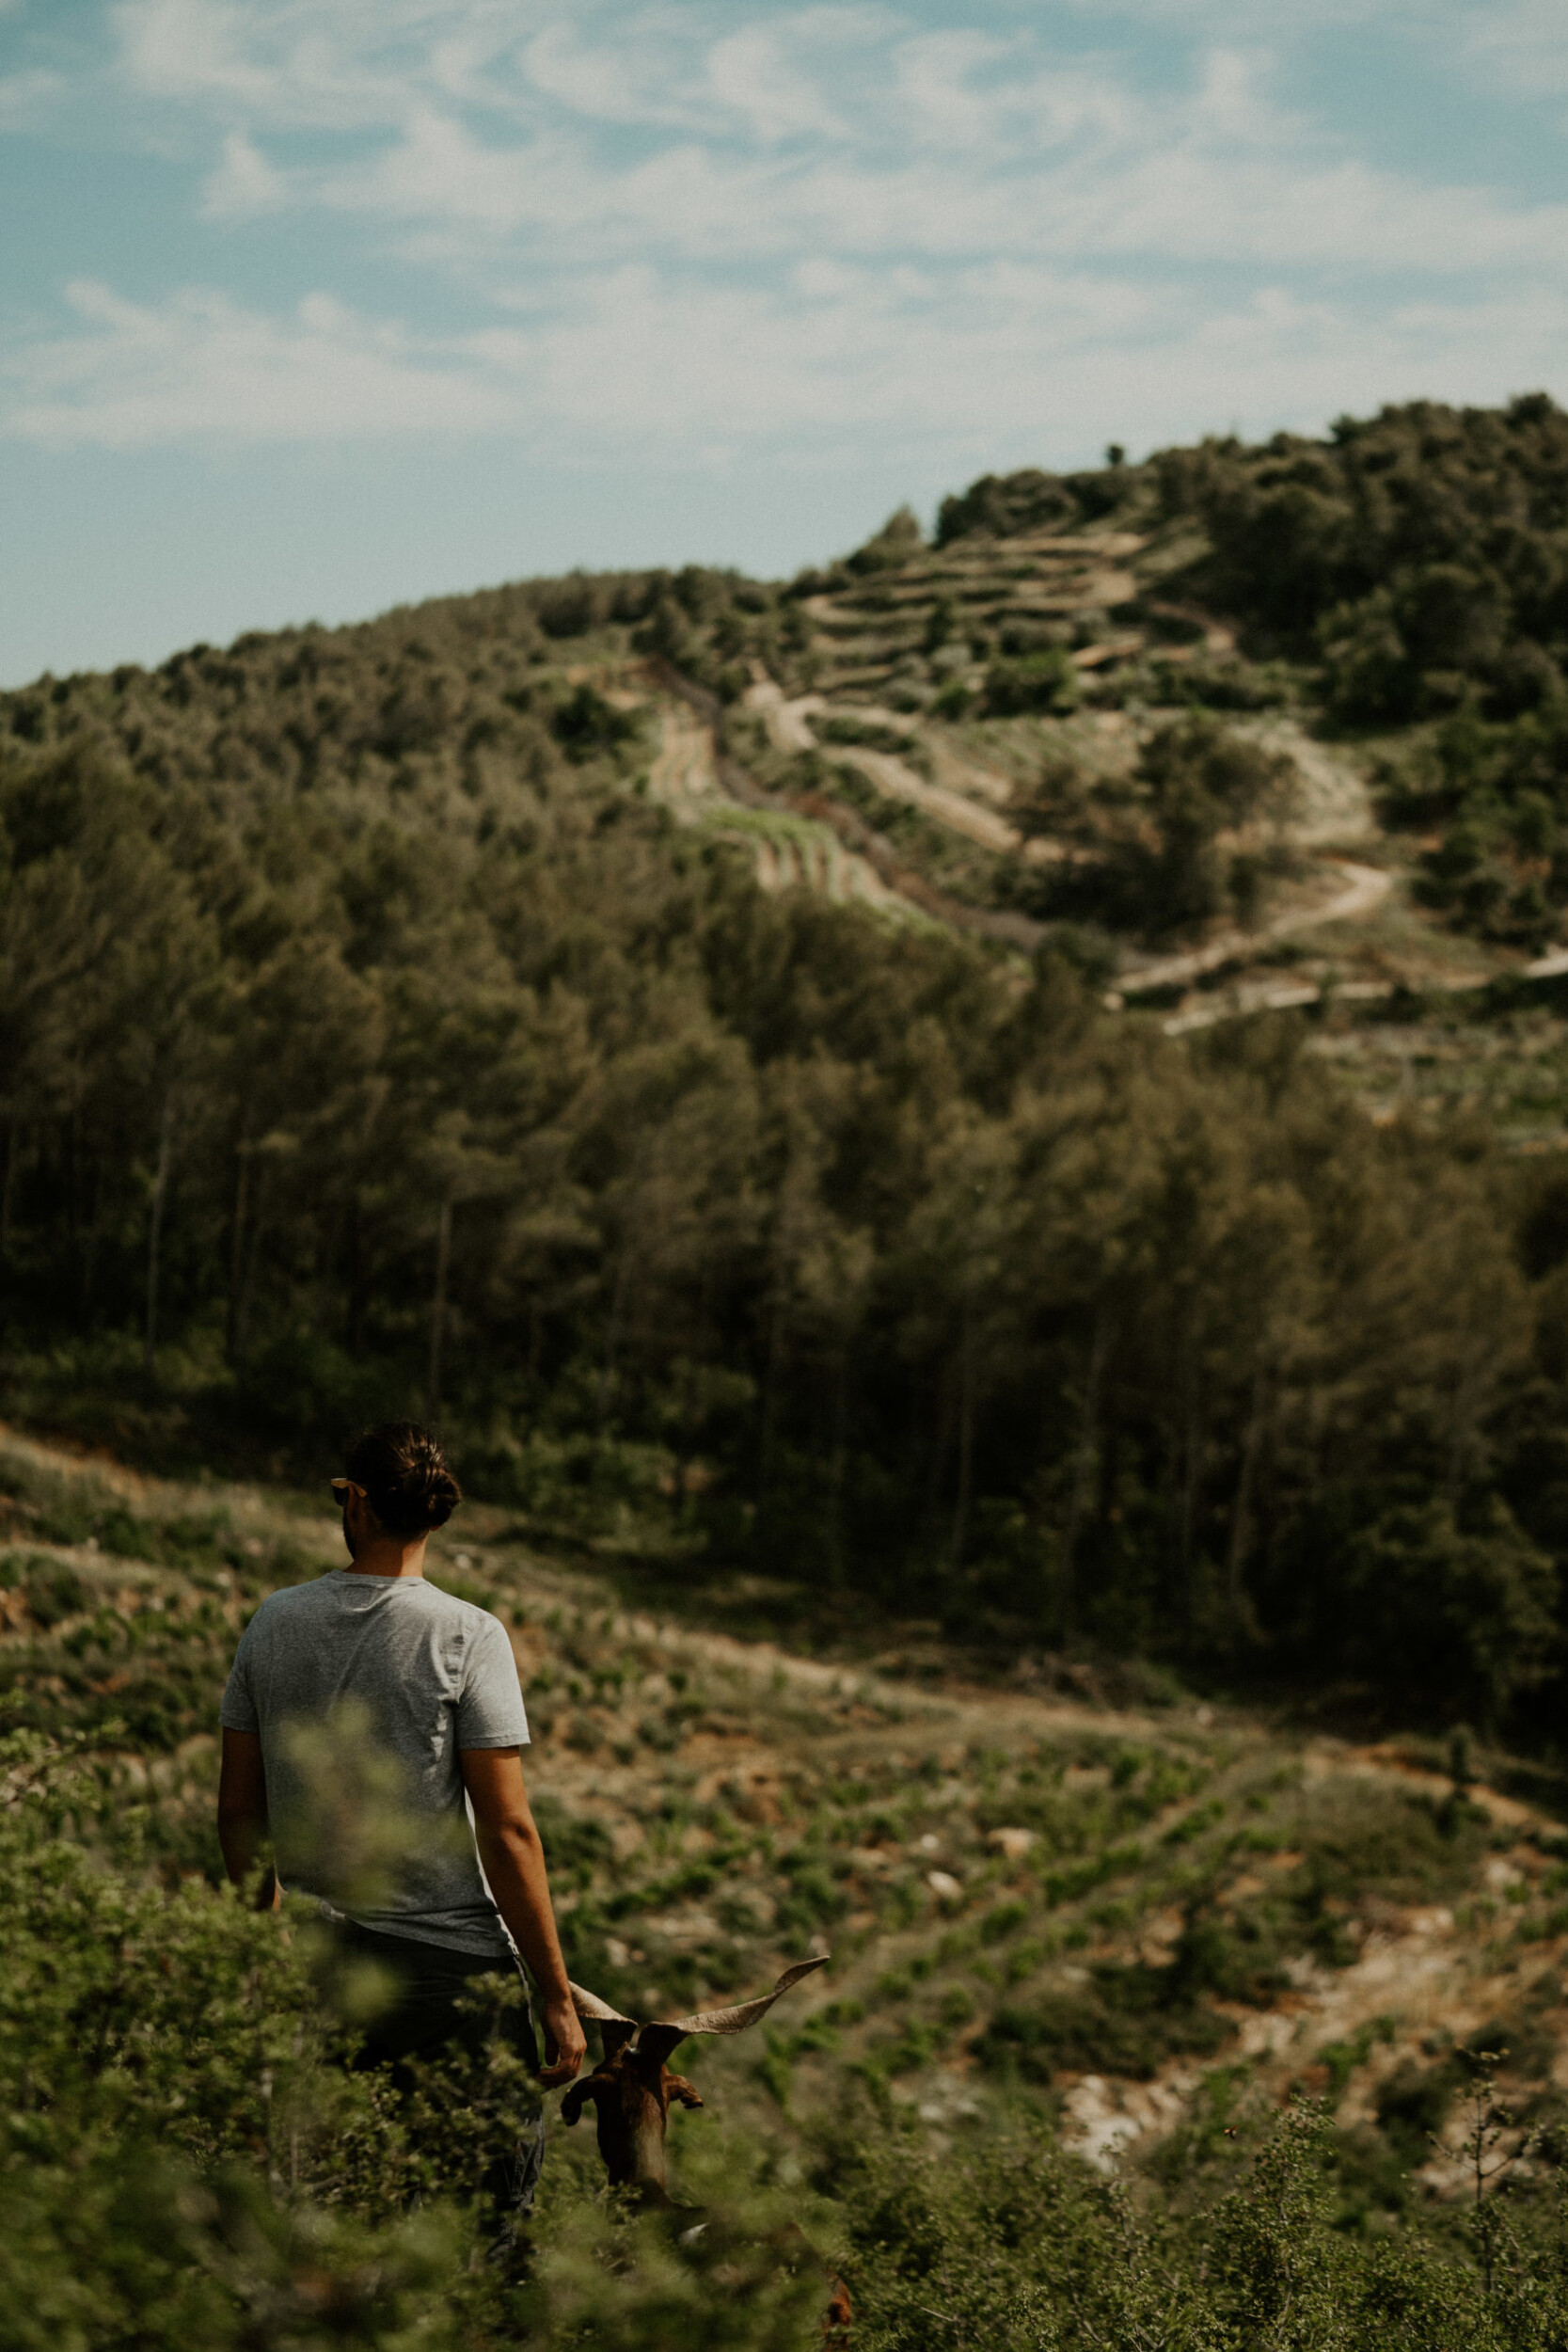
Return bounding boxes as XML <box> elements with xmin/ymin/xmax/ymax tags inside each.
<box><xmin>0</xmin><ymin>1735</ymin><xmax>841</xmax><ymax>2352</ymax></box>
<box><xmin>971</xmin><ymin>1959</ymin><xmax>1233</xmax><ymax>2081</ymax></box>
<box><xmin>983</xmin><ymin>649</ymin><xmax>1078</xmax><ymax>716</ymax></box>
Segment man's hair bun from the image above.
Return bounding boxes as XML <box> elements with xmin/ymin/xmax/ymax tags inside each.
<box><xmin>344</xmin><ymin>1422</ymin><xmax>462</xmax><ymax>1537</ymax></box>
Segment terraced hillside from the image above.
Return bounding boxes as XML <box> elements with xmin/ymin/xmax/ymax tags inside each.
<box><xmin>9</xmin><ymin>1420</ymin><xmax>1568</xmax><ymax>2233</ymax></box>
<box><xmin>9</xmin><ymin>399</ymin><xmax>1568</xmax><ymax>1146</ymax></box>
<box><xmin>595</xmin><ymin>400</ymin><xmax>1568</xmax><ymax>1142</ymax></box>
<box><xmin>726</xmin><ymin>517</ymin><xmax>1379</xmax><ymax>971</ymax></box>
<box><xmin>539</xmin><ymin>557</ymin><xmax>1568</xmax><ymax>1149</ymax></box>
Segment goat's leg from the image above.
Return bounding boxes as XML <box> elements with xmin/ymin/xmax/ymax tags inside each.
<box><xmin>823</xmin><ymin>2275</ymin><xmax>853</xmax><ymax>2338</ymax></box>
<box><xmin>561</xmin><ymin>2075</ymin><xmax>602</xmax><ymax>2130</ymax></box>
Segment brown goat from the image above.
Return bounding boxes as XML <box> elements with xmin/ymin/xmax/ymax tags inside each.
<box><xmin>561</xmin><ymin>1956</ymin><xmax>829</xmax><ymax>2198</ymax></box>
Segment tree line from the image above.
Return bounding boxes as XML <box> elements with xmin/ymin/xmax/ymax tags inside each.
<box><xmin>7</xmin><ymin>431</ymin><xmax>1568</xmax><ymax>1733</ymax></box>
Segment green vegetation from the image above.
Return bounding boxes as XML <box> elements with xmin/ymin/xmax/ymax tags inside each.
<box><xmin>17</xmin><ymin>410</ymin><xmax>1568</xmax><ymax>1742</ymax></box>
<box><xmin>1005</xmin><ymin>714</ymin><xmax>1299</xmax><ymax>932</ymax></box>
<box><xmin>22</xmin><ymin>390</ymin><xmax>1568</xmax><ymax>2343</ymax></box>
<box><xmin>799</xmin><ymin>393</ymin><xmax>1568</xmax><ymax>962</ymax></box>
<box><xmin>8</xmin><ymin>1435</ymin><xmax>1568</xmax><ymax>2345</ymax></box>
<box><xmin>1169</xmin><ymin>394</ymin><xmax>1568</xmax><ymax>708</ymax></box>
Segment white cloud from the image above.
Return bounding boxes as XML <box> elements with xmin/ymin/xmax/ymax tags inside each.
<box><xmin>705</xmin><ymin>25</ymin><xmax>847</xmax><ymax>144</ymax></box>
<box><xmin>201</xmin><ymin>127</ymin><xmax>286</xmax><ymax>215</ymax></box>
<box><xmin>1462</xmin><ymin>0</ymin><xmax>1568</xmax><ymax>101</ymax></box>
<box><xmin>3</xmin><ymin>279</ymin><xmax>516</xmax><ymax>445</ymax></box>
<box><xmin>303</xmin><ymin>97</ymin><xmax>1568</xmax><ymax>282</ymax></box>
<box><xmin>8</xmin><ymin>257</ymin><xmax>1560</xmax><ymax>473</ymax></box>
<box><xmin>486</xmin><ymin>257</ymin><xmax>1168</xmax><ymax>442</ymax></box>
<box><xmin>112</xmin><ymin>0</ymin><xmax>489</xmax><ymax>126</ymax></box>
<box><xmin>116</xmin><ymin>6</ymin><xmax>1568</xmax><ymax>287</ymax></box>
<box><xmin>2</xmin><ymin>0</ymin><xmax>1555</xmax><ymax>475</ymax></box>
<box><xmin>517</xmin><ymin>21</ymin><xmax>696</xmax><ymax>132</ymax></box>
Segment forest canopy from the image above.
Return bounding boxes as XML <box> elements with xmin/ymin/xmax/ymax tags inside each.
<box><xmin>942</xmin><ymin>394</ymin><xmax>1568</xmax><ymax>709</ymax></box>
<box><xmin>8</xmin><ymin>399</ymin><xmax>1568</xmax><ymax>1739</ymax></box>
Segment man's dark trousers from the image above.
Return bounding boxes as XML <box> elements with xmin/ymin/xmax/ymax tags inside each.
<box><xmin>335</xmin><ymin>1919</ymin><xmax>546</xmax><ymax>2226</ymax></box>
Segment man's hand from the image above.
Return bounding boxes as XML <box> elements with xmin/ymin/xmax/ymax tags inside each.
<box><xmin>461</xmin><ymin>1746</ymin><xmax>586</xmax><ymax>2088</ymax></box>
<box><xmin>537</xmin><ymin>1989</ymin><xmax>589</xmax><ymax>2088</ymax></box>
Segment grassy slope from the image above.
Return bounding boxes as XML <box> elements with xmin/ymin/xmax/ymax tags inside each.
<box><xmin>8</xmin><ymin>1422</ymin><xmax>1568</xmax><ymax>2229</ymax></box>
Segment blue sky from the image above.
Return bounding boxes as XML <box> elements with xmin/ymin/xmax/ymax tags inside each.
<box><xmin>2</xmin><ymin>0</ymin><xmax>1567</xmax><ymax>684</ymax></box>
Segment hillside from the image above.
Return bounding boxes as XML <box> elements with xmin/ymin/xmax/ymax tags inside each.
<box><xmin>8</xmin><ymin>396</ymin><xmax>1568</xmax><ymax>1756</ymax></box>
<box><xmin>684</xmin><ymin>396</ymin><xmax>1568</xmax><ymax>1136</ymax></box>
<box><xmin>9</xmin><ymin>1423</ymin><xmax>1568</xmax><ymax>2344</ymax></box>
<box><xmin>10</xmin><ymin>396</ymin><xmax>1568</xmax><ymax>1124</ymax></box>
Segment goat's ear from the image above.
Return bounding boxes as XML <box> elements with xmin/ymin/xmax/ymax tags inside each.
<box><xmin>570</xmin><ymin>1980</ymin><xmax>638</xmax><ymax>2030</ymax></box>
<box><xmin>664</xmin><ymin>2072</ymin><xmax>704</xmax><ymax>2110</ymax></box>
<box><xmin>651</xmin><ymin>1955</ymin><xmax>831</xmax><ymax>2042</ymax></box>
<box><xmin>635</xmin><ymin>2024</ymin><xmax>689</xmax><ymax>2071</ymax></box>
<box><xmin>568</xmin><ymin>1981</ymin><xmax>639</xmax><ymax>2062</ymax></box>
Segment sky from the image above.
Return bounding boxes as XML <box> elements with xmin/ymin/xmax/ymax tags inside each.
<box><xmin>2</xmin><ymin>1</ymin><xmax>1568</xmax><ymax>684</ymax></box>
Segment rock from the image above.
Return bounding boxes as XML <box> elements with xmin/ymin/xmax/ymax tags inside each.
<box><xmin>927</xmin><ymin>1869</ymin><xmax>962</xmax><ymax>1899</ymax></box>
<box><xmin>988</xmin><ymin>1827</ymin><xmax>1037</xmax><ymax>1860</ymax></box>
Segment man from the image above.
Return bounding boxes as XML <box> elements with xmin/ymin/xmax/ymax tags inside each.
<box><xmin>216</xmin><ymin>1421</ymin><xmax>585</xmax><ymax>2233</ymax></box>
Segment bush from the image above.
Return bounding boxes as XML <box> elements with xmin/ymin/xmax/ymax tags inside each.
<box><xmin>970</xmin><ymin>1959</ymin><xmax>1232</xmax><ymax>2081</ymax></box>
<box><xmin>0</xmin><ymin>1553</ymin><xmax>87</xmax><ymax>1627</ymax></box>
<box><xmin>0</xmin><ymin>1736</ymin><xmax>837</xmax><ymax>2352</ymax></box>
<box><xmin>550</xmin><ymin>685</ymin><xmax>641</xmax><ymax>764</ymax></box>
<box><xmin>1336</xmin><ymin>1497</ymin><xmax>1557</xmax><ymax>1727</ymax></box>
<box><xmin>983</xmin><ymin>649</ymin><xmax>1079</xmax><ymax>717</ymax></box>
<box><xmin>826</xmin><ymin>2097</ymin><xmax>1568</xmax><ymax>2351</ymax></box>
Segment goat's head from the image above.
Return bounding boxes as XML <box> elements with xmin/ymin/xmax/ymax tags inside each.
<box><xmin>560</xmin><ymin>1957</ymin><xmax>828</xmax><ymax>2199</ymax></box>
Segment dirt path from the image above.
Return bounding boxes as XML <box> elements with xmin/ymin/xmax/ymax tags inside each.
<box><xmin>742</xmin><ymin>678</ymin><xmax>823</xmax><ymax>755</ymax></box>
<box><xmin>1161</xmin><ymin>976</ymin><xmax>1397</xmax><ymax>1039</ymax></box>
<box><xmin>1118</xmin><ymin>860</ymin><xmax>1393</xmax><ymax>997</ymax></box>
<box><xmin>832</xmin><ymin>745</ymin><xmax>1025</xmax><ymax>856</ymax></box>
<box><xmin>751</xmin><ymin>685</ymin><xmax>1046</xmax><ymax>850</ymax></box>
<box><xmin>647</xmin><ymin>706</ymin><xmax>721</xmax><ymax>814</ymax></box>
<box><xmin>607</xmin><ymin>1608</ymin><xmax>1183</xmax><ymax>1749</ymax></box>
<box><xmin>927</xmin><ymin>739</ymin><xmax>1023</xmax><ymax>812</ymax></box>
<box><xmin>1237</xmin><ymin>718</ymin><xmax>1377</xmax><ymax>847</ymax></box>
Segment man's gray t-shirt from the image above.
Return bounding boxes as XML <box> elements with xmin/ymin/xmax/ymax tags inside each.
<box><xmin>220</xmin><ymin>1571</ymin><xmax>529</xmax><ymax>1958</ymax></box>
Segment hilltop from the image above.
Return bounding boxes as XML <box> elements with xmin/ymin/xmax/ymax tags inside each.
<box><xmin>9</xmin><ymin>393</ymin><xmax>1568</xmax><ymax>1123</ymax></box>
<box><xmin>673</xmin><ymin>393</ymin><xmax>1568</xmax><ymax>1134</ymax></box>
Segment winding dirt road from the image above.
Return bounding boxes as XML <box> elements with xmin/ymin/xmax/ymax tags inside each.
<box><xmin>1118</xmin><ymin>860</ymin><xmax>1393</xmax><ymax>996</ymax></box>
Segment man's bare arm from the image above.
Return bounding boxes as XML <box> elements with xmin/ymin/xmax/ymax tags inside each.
<box><xmin>217</xmin><ymin>1729</ymin><xmax>274</xmax><ymax>1897</ymax></box>
<box><xmin>460</xmin><ymin>1745</ymin><xmax>587</xmax><ymax>2087</ymax></box>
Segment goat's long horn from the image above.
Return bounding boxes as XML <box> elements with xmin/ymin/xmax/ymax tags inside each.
<box><xmin>656</xmin><ymin>1954</ymin><xmax>829</xmax><ymax>2037</ymax></box>
<box><xmin>641</xmin><ymin>1954</ymin><xmax>830</xmax><ymax>2060</ymax></box>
